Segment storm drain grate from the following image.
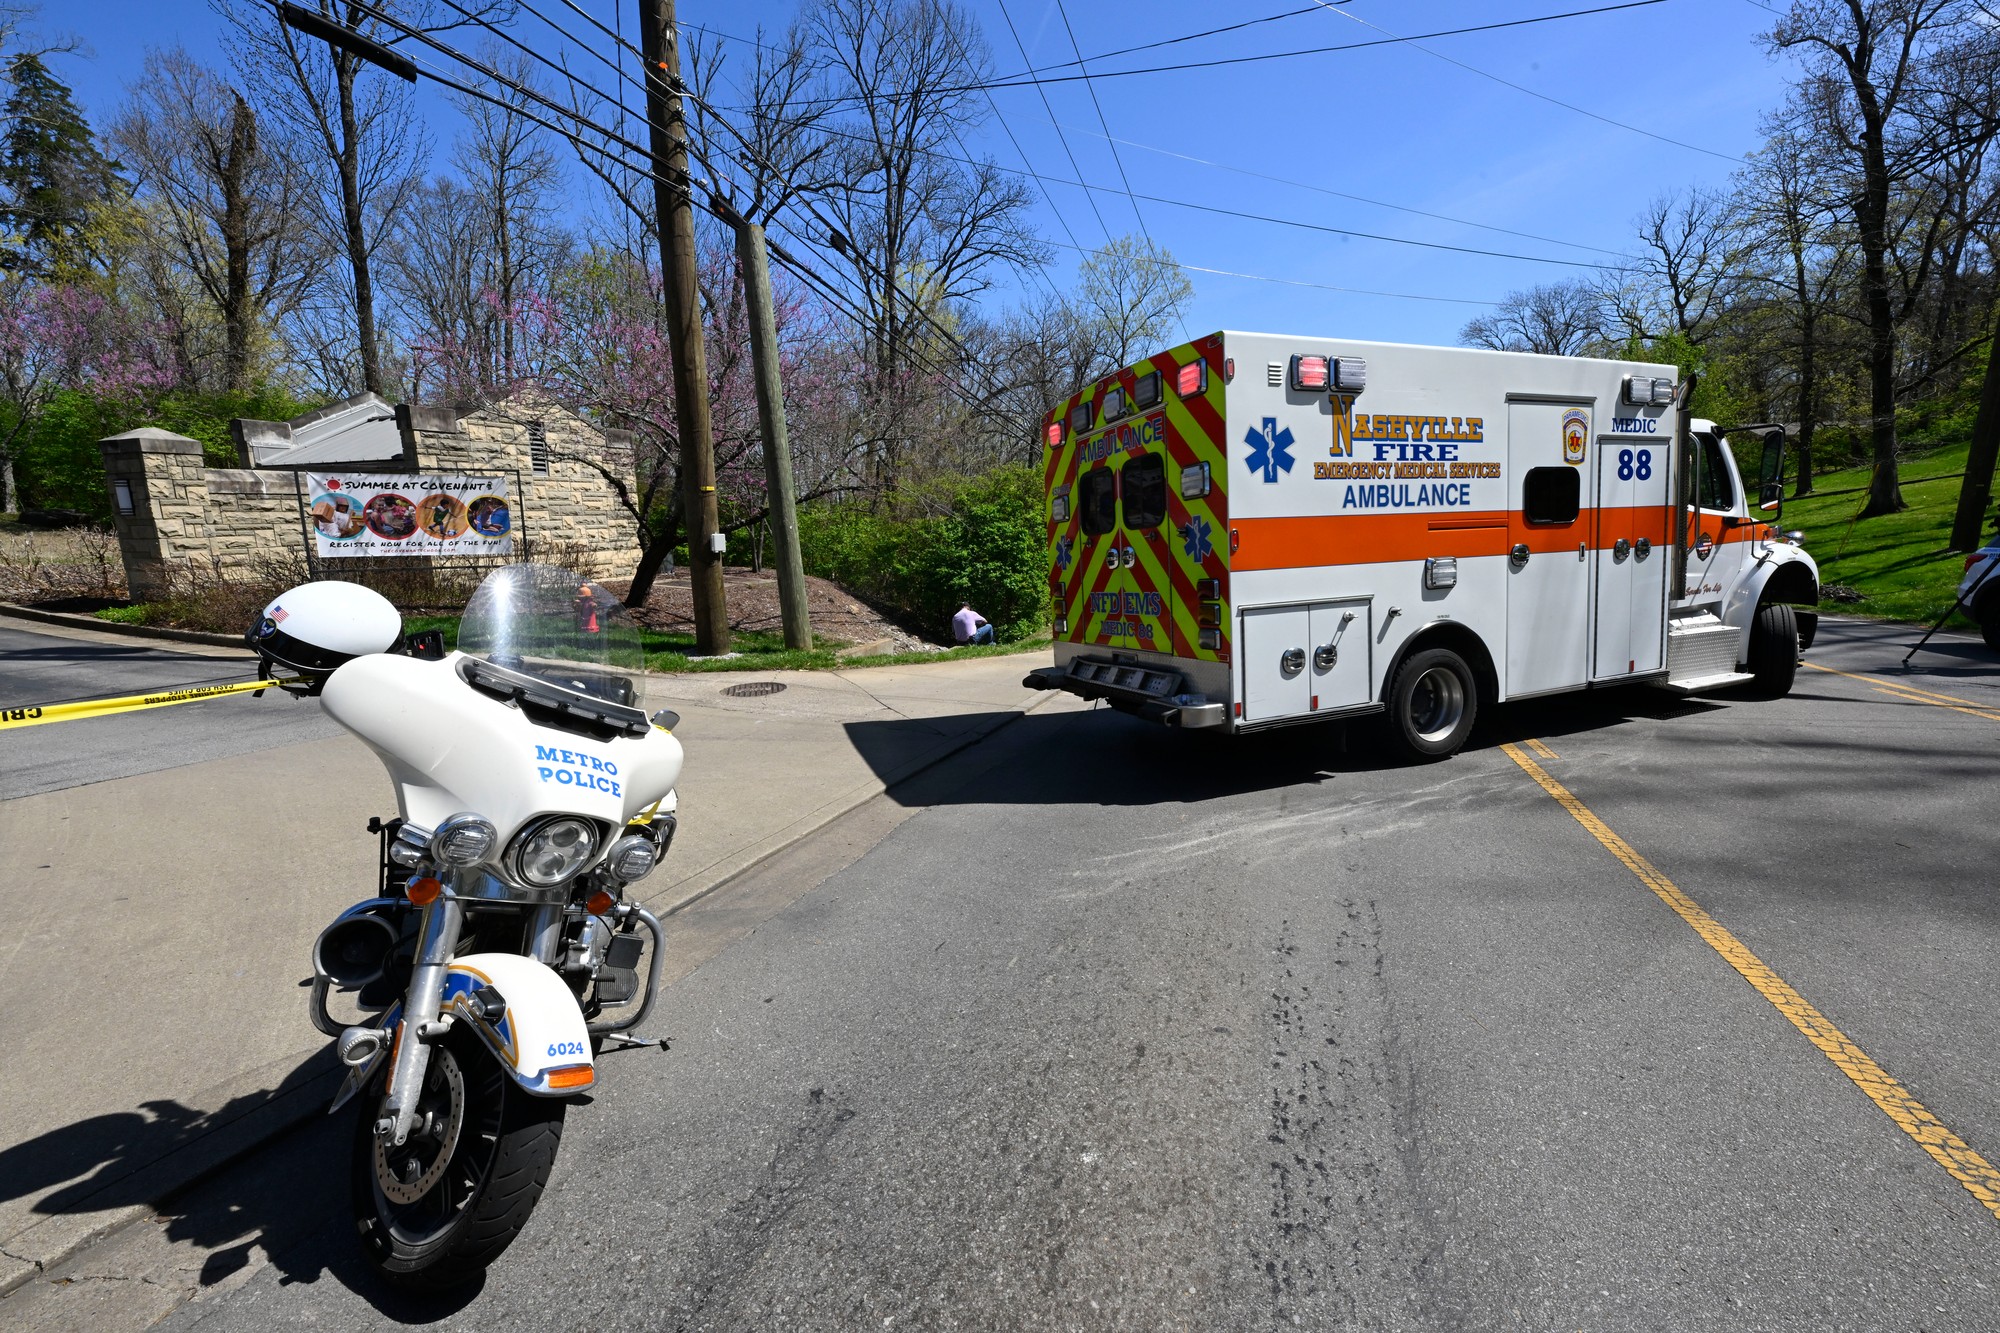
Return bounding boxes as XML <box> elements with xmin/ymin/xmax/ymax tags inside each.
<box><xmin>721</xmin><ymin>681</ymin><xmax>787</xmax><ymax>698</ymax></box>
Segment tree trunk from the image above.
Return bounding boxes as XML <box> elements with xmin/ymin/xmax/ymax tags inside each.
<box><xmin>1794</xmin><ymin>306</ymin><xmax>1817</xmax><ymax>498</ymax></box>
<box><xmin>221</xmin><ymin>95</ymin><xmax>256</xmax><ymax>394</ymax></box>
<box><xmin>623</xmin><ymin>509</ymin><xmax>679</xmax><ymax>608</ymax></box>
<box><xmin>335</xmin><ymin>59</ymin><xmax>383</xmax><ymax>395</ymax></box>
<box><xmin>1853</xmin><ymin>78</ymin><xmax>1902</xmax><ymax>518</ymax></box>
<box><xmin>1949</xmin><ymin>308</ymin><xmax>2000</xmax><ymax>551</ymax></box>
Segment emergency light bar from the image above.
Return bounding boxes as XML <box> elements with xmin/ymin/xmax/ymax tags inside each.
<box><xmin>1290</xmin><ymin>355</ymin><xmax>1330</xmax><ymax>391</ymax></box>
<box><xmin>1176</xmin><ymin>360</ymin><xmax>1208</xmax><ymax>398</ymax></box>
<box><xmin>1624</xmin><ymin>375</ymin><xmax>1677</xmax><ymax>407</ymax></box>
<box><xmin>1133</xmin><ymin>370</ymin><xmax>1163</xmax><ymax>410</ymax></box>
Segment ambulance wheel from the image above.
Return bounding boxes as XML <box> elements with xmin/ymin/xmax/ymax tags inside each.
<box><xmin>1744</xmin><ymin>602</ymin><xmax>1800</xmax><ymax>698</ymax></box>
<box><xmin>1384</xmin><ymin>648</ymin><xmax>1478</xmax><ymax>761</ymax></box>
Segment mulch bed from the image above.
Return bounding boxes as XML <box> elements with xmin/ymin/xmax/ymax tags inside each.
<box><xmin>623</xmin><ymin>567</ymin><xmax>944</xmax><ymax>652</ymax></box>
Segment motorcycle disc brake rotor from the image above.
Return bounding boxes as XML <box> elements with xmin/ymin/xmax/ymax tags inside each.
<box><xmin>375</xmin><ymin>1045</ymin><xmax>467</xmax><ymax>1206</ymax></box>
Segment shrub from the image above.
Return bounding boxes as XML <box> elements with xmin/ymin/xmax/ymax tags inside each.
<box><xmin>10</xmin><ymin>385</ymin><xmax>321</xmax><ymax>518</ymax></box>
<box><xmin>799</xmin><ymin>466</ymin><xmax>1045</xmax><ymax>642</ymax></box>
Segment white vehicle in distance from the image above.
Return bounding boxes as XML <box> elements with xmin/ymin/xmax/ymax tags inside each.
<box><xmin>1959</xmin><ymin>545</ymin><xmax>2000</xmax><ymax>649</ymax></box>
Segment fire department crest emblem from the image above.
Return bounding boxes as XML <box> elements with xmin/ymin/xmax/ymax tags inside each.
<box><xmin>1562</xmin><ymin>408</ymin><xmax>1589</xmax><ymax>465</ymax></box>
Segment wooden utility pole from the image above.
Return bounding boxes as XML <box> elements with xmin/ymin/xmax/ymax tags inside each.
<box><xmin>637</xmin><ymin>0</ymin><xmax>728</xmax><ymax>654</ymax></box>
<box><xmin>728</xmin><ymin>211</ymin><xmax>812</xmax><ymax>649</ymax></box>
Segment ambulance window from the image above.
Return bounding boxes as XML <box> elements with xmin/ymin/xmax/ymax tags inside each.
<box><xmin>1522</xmin><ymin>467</ymin><xmax>1580</xmax><ymax>525</ymax></box>
<box><xmin>1122</xmin><ymin>454</ymin><xmax>1167</xmax><ymax>530</ymax></box>
<box><xmin>1698</xmin><ymin>434</ymin><xmax>1736</xmax><ymax>510</ymax></box>
<box><xmin>1079</xmin><ymin>468</ymin><xmax>1117</xmax><ymax>535</ymax></box>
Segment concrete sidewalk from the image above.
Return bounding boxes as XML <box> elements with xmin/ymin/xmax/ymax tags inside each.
<box><xmin>0</xmin><ymin>641</ymin><xmax>1063</xmax><ymax>1294</ymax></box>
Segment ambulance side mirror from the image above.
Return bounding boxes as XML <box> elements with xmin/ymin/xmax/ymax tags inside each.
<box><xmin>1757</xmin><ymin>429</ymin><xmax>1787</xmax><ymax>515</ymax></box>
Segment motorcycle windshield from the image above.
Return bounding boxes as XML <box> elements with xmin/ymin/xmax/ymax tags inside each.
<box><xmin>457</xmin><ymin>565</ymin><xmax>647</xmax><ymax>718</ymax></box>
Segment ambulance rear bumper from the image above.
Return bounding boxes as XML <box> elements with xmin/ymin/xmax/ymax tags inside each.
<box><xmin>1022</xmin><ymin>662</ymin><xmax>1227</xmax><ymax>729</ymax></box>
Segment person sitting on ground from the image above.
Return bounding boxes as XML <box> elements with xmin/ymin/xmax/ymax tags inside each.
<box><xmin>952</xmin><ymin>602</ymin><xmax>995</xmax><ymax>646</ymax></box>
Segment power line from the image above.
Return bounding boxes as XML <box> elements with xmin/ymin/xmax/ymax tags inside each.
<box><xmin>992</xmin><ymin>4</ymin><xmax>1332</xmax><ymax>80</ymax></box>
<box><xmin>1049</xmin><ymin>0</ymin><xmax>1178</xmax><ymax>338</ymax></box>
<box><xmin>1028</xmin><ymin>116</ymin><xmax>1631</xmax><ymax>258</ymax></box>
<box><xmin>707</xmin><ymin>2</ymin><xmax>1675</xmax><ymax>111</ymax></box>
<box><xmin>1305</xmin><ymin>0</ymin><xmax>1744</xmax><ymax>163</ymax></box>
<box><xmin>1038</xmin><ymin>236</ymin><xmax>1499</xmax><ymax>306</ymax></box>
<box><xmin>505</xmin><ymin>0</ymin><xmax>1617</xmax><ymax>272</ymax></box>
<box><xmin>992</xmin><ymin>0</ymin><xmax>1113</xmax><ymax>247</ymax></box>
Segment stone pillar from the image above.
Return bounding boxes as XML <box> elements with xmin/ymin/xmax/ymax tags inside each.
<box><xmin>99</xmin><ymin>428</ymin><xmax>209</xmax><ymax>601</ymax></box>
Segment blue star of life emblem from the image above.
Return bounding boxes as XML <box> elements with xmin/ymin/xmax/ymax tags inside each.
<box><xmin>1054</xmin><ymin>535</ymin><xmax>1073</xmax><ymax>571</ymax></box>
<box><xmin>1180</xmin><ymin>515</ymin><xmax>1213</xmax><ymax>563</ymax></box>
<box><xmin>1244</xmin><ymin>416</ymin><xmax>1294</xmax><ymax>483</ymax></box>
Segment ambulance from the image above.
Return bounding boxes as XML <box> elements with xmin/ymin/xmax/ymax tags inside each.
<box><xmin>1022</xmin><ymin>332</ymin><xmax>1821</xmax><ymax>759</ymax></box>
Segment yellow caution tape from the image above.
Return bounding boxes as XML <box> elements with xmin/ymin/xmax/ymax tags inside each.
<box><xmin>0</xmin><ymin>678</ymin><xmax>283</xmax><ymax>730</ymax></box>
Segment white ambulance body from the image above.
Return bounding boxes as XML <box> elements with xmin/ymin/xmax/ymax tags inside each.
<box><xmin>1025</xmin><ymin>331</ymin><xmax>1820</xmax><ymax>759</ymax></box>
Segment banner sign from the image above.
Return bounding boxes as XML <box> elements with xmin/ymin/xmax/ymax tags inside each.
<box><xmin>305</xmin><ymin>473</ymin><xmax>513</xmax><ymax>558</ymax></box>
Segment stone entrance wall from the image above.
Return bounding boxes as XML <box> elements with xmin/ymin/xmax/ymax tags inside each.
<box><xmin>101</xmin><ymin>395</ymin><xmax>645</xmax><ymax>600</ymax></box>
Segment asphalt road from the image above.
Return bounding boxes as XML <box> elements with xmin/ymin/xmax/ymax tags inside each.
<box><xmin>0</xmin><ymin>625</ymin><xmax>343</xmax><ymax>799</ymax></box>
<box><xmin>8</xmin><ymin>617</ymin><xmax>1999</xmax><ymax>1331</ymax></box>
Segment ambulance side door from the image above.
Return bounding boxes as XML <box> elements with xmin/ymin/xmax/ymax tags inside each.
<box><xmin>1592</xmin><ymin>433</ymin><xmax>1669</xmax><ymax>678</ymax></box>
<box><xmin>1505</xmin><ymin>401</ymin><xmax>1591</xmax><ymax>697</ymax></box>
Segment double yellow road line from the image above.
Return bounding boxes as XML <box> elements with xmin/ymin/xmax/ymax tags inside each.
<box><xmin>1502</xmin><ymin>740</ymin><xmax>2000</xmax><ymax>1223</ymax></box>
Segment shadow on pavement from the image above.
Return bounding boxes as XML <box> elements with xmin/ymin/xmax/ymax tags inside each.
<box><xmin>851</xmin><ymin>687</ymin><xmax>1729</xmax><ymax>809</ymax></box>
<box><xmin>2</xmin><ymin>1051</ymin><xmax>478</xmax><ymax>1322</ymax></box>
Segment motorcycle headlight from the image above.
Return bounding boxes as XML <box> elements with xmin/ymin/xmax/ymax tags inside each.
<box><xmin>605</xmin><ymin>832</ymin><xmax>660</xmax><ymax>883</ymax></box>
<box><xmin>508</xmin><ymin>816</ymin><xmax>600</xmax><ymax>888</ymax></box>
<box><xmin>430</xmin><ymin>814</ymin><xmax>498</xmax><ymax>866</ymax></box>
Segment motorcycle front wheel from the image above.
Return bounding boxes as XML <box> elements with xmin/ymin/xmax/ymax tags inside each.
<box><xmin>350</xmin><ymin>1030</ymin><xmax>567</xmax><ymax>1291</ymax></box>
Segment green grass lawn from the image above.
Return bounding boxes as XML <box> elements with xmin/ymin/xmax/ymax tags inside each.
<box><xmin>1781</xmin><ymin>439</ymin><xmax>1992</xmax><ymax>629</ymax></box>
<box><xmin>400</xmin><ymin>612</ymin><xmax>1047</xmax><ymax>674</ymax></box>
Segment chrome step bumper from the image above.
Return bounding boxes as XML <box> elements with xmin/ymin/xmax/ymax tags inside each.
<box><xmin>1023</xmin><ymin>661</ymin><xmax>1226</xmax><ymax>728</ymax></box>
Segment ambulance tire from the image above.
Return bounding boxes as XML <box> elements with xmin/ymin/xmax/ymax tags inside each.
<box><xmin>1744</xmin><ymin>602</ymin><xmax>1800</xmax><ymax>698</ymax></box>
<box><xmin>1383</xmin><ymin>648</ymin><xmax>1478</xmax><ymax>762</ymax></box>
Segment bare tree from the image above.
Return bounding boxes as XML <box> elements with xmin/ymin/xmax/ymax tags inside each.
<box><xmin>1737</xmin><ymin>120</ymin><xmax>1859</xmax><ymax>495</ymax></box>
<box><xmin>1767</xmin><ymin>0</ymin><xmax>1982</xmax><ymax>516</ymax></box>
<box><xmin>1459</xmin><ymin>279</ymin><xmax>1606</xmax><ymax>356</ymax></box>
<box><xmin>111</xmin><ymin>48</ymin><xmax>324</xmax><ymax>392</ymax></box>
<box><xmin>390</xmin><ymin>46</ymin><xmax>569</xmax><ymax>400</ymax></box>
<box><xmin>801</xmin><ymin>0</ymin><xmax>1045</xmax><ymax>489</ymax></box>
<box><xmin>213</xmin><ymin>0</ymin><xmax>505</xmax><ymax>395</ymax></box>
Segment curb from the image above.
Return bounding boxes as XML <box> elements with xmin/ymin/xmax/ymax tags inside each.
<box><xmin>0</xmin><ymin>601</ymin><xmax>249</xmax><ymax>650</ymax></box>
<box><xmin>0</xmin><ymin>686</ymin><xmax>1064</xmax><ymax>1297</ymax></box>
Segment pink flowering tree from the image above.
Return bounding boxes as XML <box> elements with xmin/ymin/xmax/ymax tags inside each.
<box><xmin>404</xmin><ymin>240</ymin><xmax>854</xmax><ymax>605</ymax></box>
<box><xmin>0</xmin><ymin>281</ymin><xmax>181</xmax><ymax>511</ymax></box>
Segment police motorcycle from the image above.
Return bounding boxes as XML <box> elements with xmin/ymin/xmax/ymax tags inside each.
<box><xmin>249</xmin><ymin>565</ymin><xmax>682</xmax><ymax>1289</ymax></box>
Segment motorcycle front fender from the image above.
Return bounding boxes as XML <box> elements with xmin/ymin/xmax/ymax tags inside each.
<box><xmin>440</xmin><ymin>953</ymin><xmax>595</xmax><ymax>1096</ymax></box>
<box><xmin>333</xmin><ymin>953</ymin><xmax>594</xmax><ymax>1110</ymax></box>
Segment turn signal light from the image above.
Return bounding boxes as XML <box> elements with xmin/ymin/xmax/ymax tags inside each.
<box><xmin>1198</xmin><ymin>600</ymin><xmax>1222</xmax><ymax>628</ymax></box>
<box><xmin>585</xmin><ymin>889</ymin><xmax>616</xmax><ymax>916</ymax></box>
<box><xmin>406</xmin><ymin>876</ymin><xmax>443</xmax><ymax>907</ymax></box>
<box><xmin>545</xmin><ymin>1064</ymin><xmax>594</xmax><ymax>1090</ymax></box>
<box><xmin>1965</xmin><ymin>553</ymin><xmax>1989</xmax><ymax>575</ymax></box>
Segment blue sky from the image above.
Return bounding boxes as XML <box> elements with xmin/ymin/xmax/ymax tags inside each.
<box><xmin>56</xmin><ymin>0</ymin><xmax>1800</xmax><ymax>347</ymax></box>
